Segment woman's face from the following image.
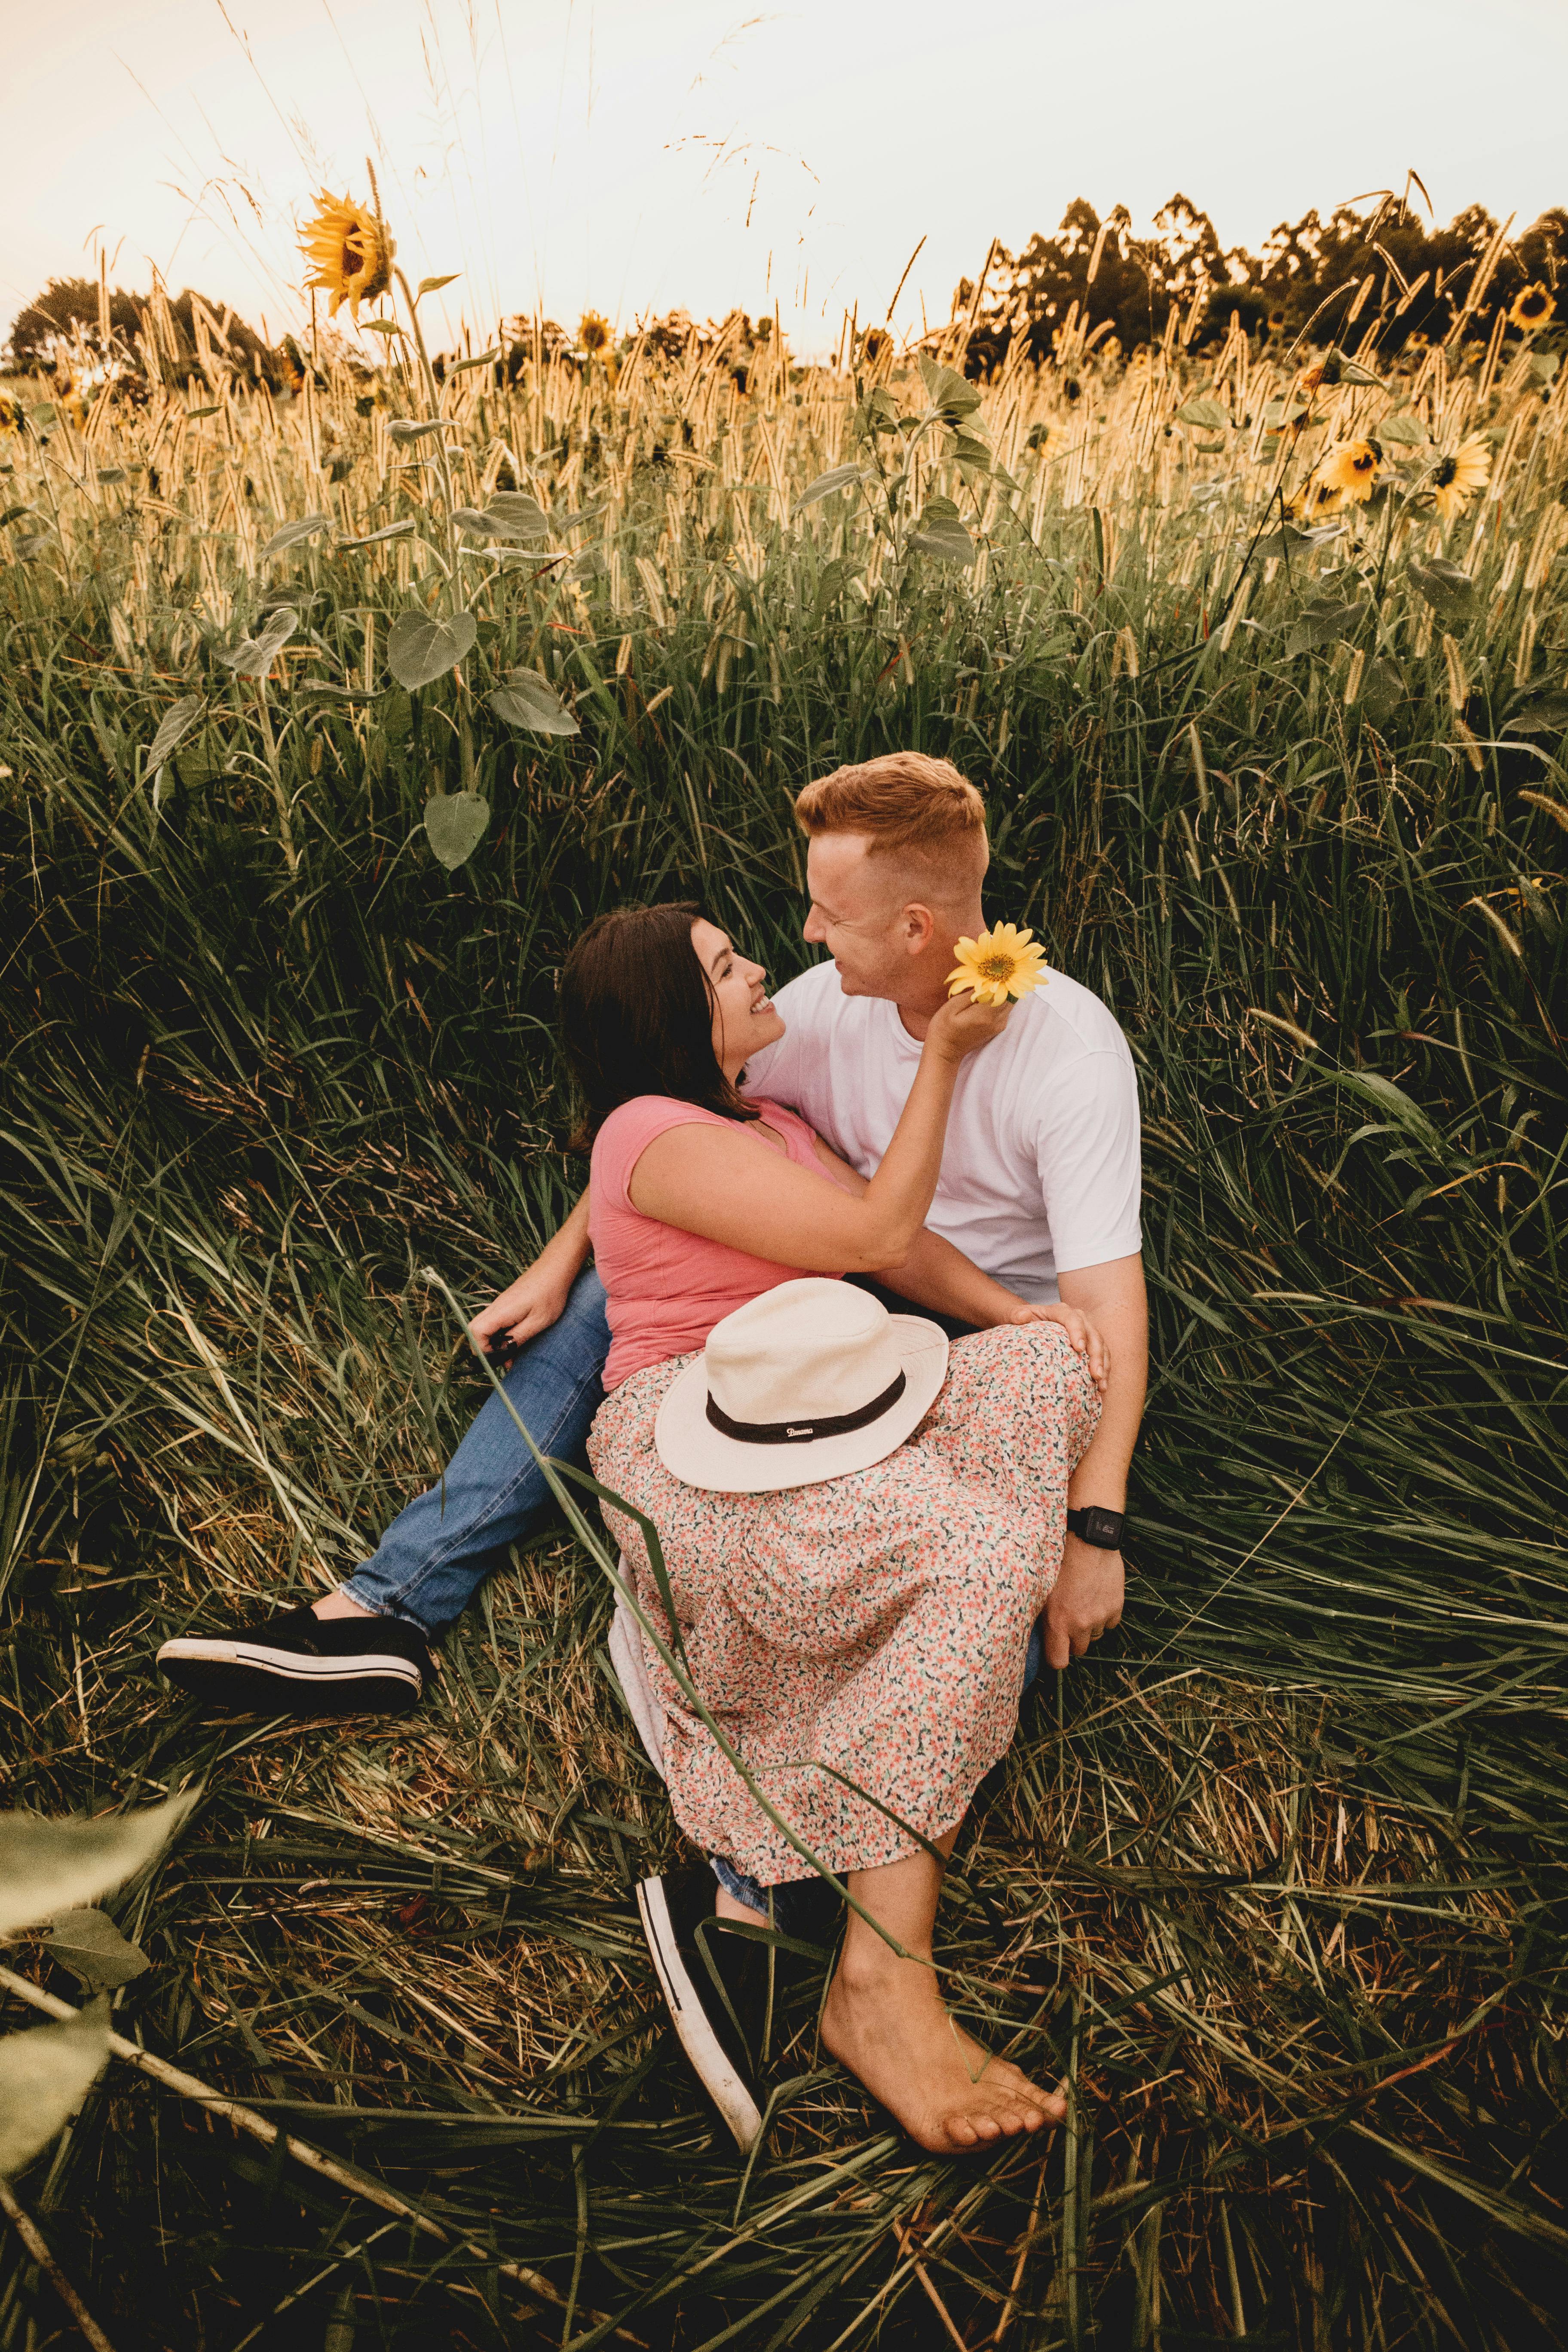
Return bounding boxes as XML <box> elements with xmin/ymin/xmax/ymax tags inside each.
<box><xmin>691</xmin><ymin>917</ymin><xmax>784</xmax><ymax>1074</ymax></box>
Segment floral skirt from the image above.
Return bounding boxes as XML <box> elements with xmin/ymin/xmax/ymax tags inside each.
<box><xmin>586</xmin><ymin>1322</ymin><xmax>1101</xmax><ymax>1883</ymax></box>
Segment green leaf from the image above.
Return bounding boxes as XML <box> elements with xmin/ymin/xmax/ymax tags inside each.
<box><xmin>386</xmin><ymin>419</ymin><xmax>451</xmax><ymax>444</ymax></box>
<box><xmin>1336</xmin><ymin>359</ymin><xmax>1383</xmax><ymax>387</ymax></box>
<box><xmin>361</xmin><ymin>320</ymin><xmax>406</xmax><ymax>340</ymax></box>
<box><xmin>908</xmin><ymin>500</ymin><xmax>975</xmax><ymax>563</ymax></box>
<box><xmin>1332</xmin><ymin>1069</ymin><xmax>1444</xmax><ymax>1149</ymax></box>
<box><xmin>793</xmin><ymin>464</ymin><xmax>864</xmax><ymax>514</ymax></box>
<box><xmin>96</xmin><ymin>467</ymin><xmax>127</xmax><ymax>484</ymax></box>
<box><xmin>1408</xmin><ymin>557</ymin><xmax>1476</xmax><ymax>612</ymax></box>
<box><xmin>0</xmin><ymin>2000</ymin><xmax>111</xmax><ymax>2179</ymax></box>
<box><xmin>479</xmin><ymin>492</ymin><xmax>551</xmax><ymax>542</ymax></box>
<box><xmin>1262</xmin><ymin>398</ymin><xmax>1308</xmax><ymax>430</ymax></box>
<box><xmin>417</xmin><ymin>275</ymin><xmax>461</xmax><ymax>297</ymax></box>
<box><xmin>386</xmin><ymin>608</ymin><xmax>477</xmax><ymax>691</ymax></box>
<box><xmin>1377</xmin><ymin>414</ymin><xmax>1429</xmax><ymax>447</ymax></box>
<box><xmin>423</xmin><ymin>790</ymin><xmax>490</xmax><ymax>871</ymax></box>
<box><xmin>447</xmin><ymin>348</ymin><xmax>500</xmax><ymax>376</ymax></box>
<box><xmin>1357</xmin><ymin>658</ymin><xmax>1406</xmax><ymax>726</ymax></box>
<box><xmin>147</xmin><ymin>697</ymin><xmax>205</xmax><ymax>771</ymax></box>
<box><xmin>258</xmin><ymin>512</ymin><xmax>333</xmax><ymax>561</ymax></box>
<box><xmin>297</xmin><ymin>681</ymin><xmax>384</xmax><ymax>704</ymax></box>
<box><xmin>1285</xmin><ymin>598</ymin><xmax>1361</xmax><ymax>656</ymax></box>
<box><xmin>1529</xmin><ymin>350</ymin><xmax>1560</xmax><ymax>385</ymax></box>
<box><xmin>45</xmin><ymin>1909</ymin><xmax>151</xmax><ymax>1989</ymax></box>
<box><xmin>183</xmin><ymin>405</ymin><xmax>220</xmax><ymax>420</ymax></box>
<box><xmin>339</xmin><ymin>519</ymin><xmax>416</xmax><ymax>549</ymax></box>
<box><xmin>489</xmin><ymin>668</ymin><xmax>581</xmax><ymax>736</ymax></box>
<box><xmin>1175</xmin><ymin>397</ymin><xmax>1230</xmax><ymax>430</ymax></box>
<box><xmin>0</xmin><ymin>505</ymin><xmax>34</xmax><ymax>530</ymax></box>
<box><xmin>0</xmin><ymin>1794</ymin><xmax>198</xmax><ymax>1935</ymax></box>
<box><xmin>217</xmin><ymin>606</ymin><xmax>298</xmax><ymax>678</ymax></box>
<box><xmin>949</xmin><ymin>433</ymin><xmax>992</xmax><ymax>469</ymax></box>
<box><xmin>1505</xmin><ymin>691</ymin><xmax>1568</xmax><ymax>738</ymax></box>
<box><xmin>917</xmin><ymin>358</ymin><xmax>983</xmax><ymax>421</ymax></box>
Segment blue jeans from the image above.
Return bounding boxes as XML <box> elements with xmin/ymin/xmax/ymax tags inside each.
<box><xmin>340</xmin><ymin>1265</ymin><xmax>612</xmax><ymax>1632</ymax></box>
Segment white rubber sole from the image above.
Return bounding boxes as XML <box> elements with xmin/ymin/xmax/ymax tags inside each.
<box><xmin>156</xmin><ymin>1639</ymin><xmax>423</xmax><ymax>1693</ymax></box>
<box><xmin>637</xmin><ymin>1877</ymin><xmax>763</xmax><ymax>2154</ymax></box>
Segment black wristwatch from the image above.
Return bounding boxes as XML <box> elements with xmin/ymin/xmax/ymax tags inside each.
<box><xmin>1066</xmin><ymin>1506</ymin><xmax>1126</xmax><ymax>1551</ymax></box>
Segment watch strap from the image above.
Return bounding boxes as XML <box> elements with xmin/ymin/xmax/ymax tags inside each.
<box><xmin>1066</xmin><ymin>1505</ymin><xmax>1125</xmax><ymax>1550</ymax></box>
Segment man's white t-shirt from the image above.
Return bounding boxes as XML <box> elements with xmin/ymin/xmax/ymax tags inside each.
<box><xmin>740</xmin><ymin>961</ymin><xmax>1142</xmax><ymax>1302</ymax></box>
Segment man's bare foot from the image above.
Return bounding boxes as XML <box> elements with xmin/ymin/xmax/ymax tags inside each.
<box><xmin>821</xmin><ymin>1951</ymin><xmax>1063</xmax><ymax>2152</ymax></box>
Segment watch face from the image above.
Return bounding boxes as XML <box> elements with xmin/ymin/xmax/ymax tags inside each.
<box><xmin>1081</xmin><ymin>1508</ymin><xmax>1123</xmax><ymax>1547</ymax></box>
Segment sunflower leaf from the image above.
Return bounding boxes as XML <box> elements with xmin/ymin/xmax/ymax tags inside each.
<box><xmin>423</xmin><ymin>790</ymin><xmax>490</xmax><ymax>871</ymax></box>
<box><xmin>1408</xmin><ymin>558</ymin><xmax>1476</xmax><ymax>613</ymax></box>
<box><xmin>218</xmin><ymin>607</ymin><xmax>298</xmax><ymax>677</ymax></box>
<box><xmin>0</xmin><ymin>1794</ymin><xmax>199</xmax><ymax>1936</ymax></box>
<box><xmin>490</xmin><ymin>668</ymin><xmax>581</xmax><ymax>737</ymax></box>
<box><xmin>447</xmin><ymin>348</ymin><xmax>501</xmax><ymax>377</ymax></box>
<box><xmin>45</xmin><ymin>1909</ymin><xmax>151</xmax><ymax>1989</ymax></box>
<box><xmin>259</xmin><ymin>513</ymin><xmax>334</xmax><ymax>561</ymax></box>
<box><xmin>0</xmin><ymin>2001</ymin><xmax>112</xmax><ymax>2180</ymax></box>
<box><xmin>361</xmin><ymin>320</ymin><xmax>406</xmax><ymax>340</ymax></box>
<box><xmin>417</xmin><ymin>276</ymin><xmax>461</xmax><ymax>298</ymax></box>
<box><xmin>339</xmin><ymin>519</ymin><xmax>417</xmax><ymax>549</ymax></box>
<box><xmin>1175</xmin><ymin>397</ymin><xmax>1230</xmax><ymax>430</ymax></box>
<box><xmin>793</xmin><ymin>464</ymin><xmax>866</xmax><ymax>515</ymax></box>
<box><xmin>908</xmin><ymin>499</ymin><xmax>975</xmax><ymax>563</ymax></box>
<box><xmin>1285</xmin><ymin>598</ymin><xmax>1361</xmax><ymax>656</ymax></box>
<box><xmin>386</xmin><ymin>609</ymin><xmax>477</xmax><ymax>691</ymax></box>
<box><xmin>918</xmin><ymin>358</ymin><xmax>983</xmax><ymax>422</ymax></box>
<box><xmin>386</xmin><ymin>419</ymin><xmax>453</xmax><ymax>444</ymax></box>
<box><xmin>1377</xmin><ymin>414</ymin><xmax>1429</xmax><ymax>447</ymax></box>
<box><xmin>147</xmin><ymin>697</ymin><xmax>205</xmax><ymax>772</ymax></box>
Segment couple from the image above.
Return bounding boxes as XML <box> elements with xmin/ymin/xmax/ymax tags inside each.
<box><xmin>159</xmin><ymin>751</ymin><xmax>1147</xmax><ymax>2154</ymax></box>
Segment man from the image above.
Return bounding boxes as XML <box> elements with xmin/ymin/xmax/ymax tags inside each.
<box><xmin>158</xmin><ymin>750</ymin><xmax>1143</xmax><ymax>1703</ymax></box>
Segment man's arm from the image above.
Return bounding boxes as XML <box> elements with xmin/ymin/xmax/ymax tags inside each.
<box><xmin>1044</xmin><ymin>1253</ymin><xmax>1147</xmax><ymax>1669</ymax></box>
<box><xmin>469</xmin><ymin>1192</ymin><xmax>593</xmax><ymax>1354</ymax></box>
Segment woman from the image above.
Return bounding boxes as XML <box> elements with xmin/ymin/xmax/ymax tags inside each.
<box><xmin>564</xmin><ymin>903</ymin><xmax>1106</xmax><ymax>2153</ymax></box>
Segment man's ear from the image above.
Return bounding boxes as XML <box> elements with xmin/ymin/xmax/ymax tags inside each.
<box><xmin>901</xmin><ymin>902</ymin><xmax>938</xmax><ymax>954</ymax></box>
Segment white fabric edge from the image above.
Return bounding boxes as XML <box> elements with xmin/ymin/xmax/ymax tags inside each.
<box><xmin>608</xmin><ymin>1559</ymin><xmax>667</xmax><ymax>1781</ymax></box>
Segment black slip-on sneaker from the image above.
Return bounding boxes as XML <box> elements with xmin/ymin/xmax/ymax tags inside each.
<box><xmin>156</xmin><ymin>1605</ymin><xmax>432</xmax><ymax>1715</ymax></box>
<box><xmin>637</xmin><ymin>1867</ymin><xmax>774</xmax><ymax>2153</ymax></box>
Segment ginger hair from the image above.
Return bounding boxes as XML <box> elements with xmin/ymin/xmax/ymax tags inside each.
<box><xmin>793</xmin><ymin>753</ymin><xmax>989</xmax><ymax>913</ymax></box>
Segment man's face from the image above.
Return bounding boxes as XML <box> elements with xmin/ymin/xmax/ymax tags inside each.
<box><xmin>801</xmin><ymin>833</ymin><xmax>917</xmax><ymax>999</ymax></box>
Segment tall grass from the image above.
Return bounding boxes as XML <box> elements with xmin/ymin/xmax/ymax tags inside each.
<box><xmin>0</xmin><ymin>288</ymin><xmax>1565</xmax><ymax>2349</ymax></box>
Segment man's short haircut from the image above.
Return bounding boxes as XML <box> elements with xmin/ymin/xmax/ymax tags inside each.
<box><xmin>793</xmin><ymin>752</ymin><xmax>987</xmax><ymax>873</ymax></box>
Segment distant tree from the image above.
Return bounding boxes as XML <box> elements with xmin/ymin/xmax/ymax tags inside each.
<box><xmin>962</xmin><ymin>195</ymin><xmax>1567</xmax><ymax>374</ymax></box>
<box><xmin>6</xmin><ymin>278</ymin><xmax>281</xmax><ymax>387</ymax></box>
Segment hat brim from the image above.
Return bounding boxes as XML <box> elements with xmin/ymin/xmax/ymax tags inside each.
<box><xmin>654</xmin><ymin>1315</ymin><xmax>950</xmax><ymax>1495</ymax></box>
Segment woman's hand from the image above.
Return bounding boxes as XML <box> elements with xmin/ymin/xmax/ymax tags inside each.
<box><xmin>469</xmin><ymin>1261</ymin><xmax>574</xmax><ymax>1356</ymax></box>
<box><xmin>924</xmin><ymin>986</ymin><xmax>1014</xmax><ymax>1065</ymax></box>
<box><xmin>1005</xmin><ymin>1299</ymin><xmax>1111</xmax><ymax>1394</ymax></box>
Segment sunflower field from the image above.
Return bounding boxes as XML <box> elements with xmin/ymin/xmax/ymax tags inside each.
<box><xmin>0</xmin><ymin>217</ymin><xmax>1565</xmax><ymax>2352</ymax></box>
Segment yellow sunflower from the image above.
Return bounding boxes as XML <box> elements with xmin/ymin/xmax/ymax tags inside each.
<box><xmin>578</xmin><ymin>310</ymin><xmax>612</xmax><ymax>356</ymax></box>
<box><xmin>1314</xmin><ymin>438</ymin><xmax>1381</xmax><ymax>505</ymax></box>
<box><xmin>947</xmin><ymin>923</ymin><xmax>1050</xmax><ymax>1008</ymax></box>
<box><xmin>300</xmin><ymin>192</ymin><xmax>395</xmax><ymax>320</ymax></box>
<box><xmin>1509</xmin><ymin>283</ymin><xmax>1553</xmax><ymax>333</ymax></box>
<box><xmin>1430</xmin><ymin>434</ymin><xmax>1491</xmax><ymax>521</ymax></box>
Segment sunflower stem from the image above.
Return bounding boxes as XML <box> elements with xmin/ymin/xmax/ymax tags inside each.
<box><xmin>396</xmin><ymin>264</ymin><xmax>476</xmax><ymax>794</ymax></box>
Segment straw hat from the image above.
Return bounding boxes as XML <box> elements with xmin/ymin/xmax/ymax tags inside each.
<box><xmin>654</xmin><ymin>1277</ymin><xmax>949</xmax><ymax>1495</ymax></box>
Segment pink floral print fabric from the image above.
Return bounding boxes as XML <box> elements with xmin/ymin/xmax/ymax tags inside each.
<box><xmin>587</xmin><ymin>1323</ymin><xmax>1102</xmax><ymax>1883</ymax></box>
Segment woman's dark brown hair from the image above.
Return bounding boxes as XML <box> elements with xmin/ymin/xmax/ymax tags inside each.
<box><xmin>560</xmin><ymin>901</ymin><xmax>762</xmax><ymax>1147</ymax></box>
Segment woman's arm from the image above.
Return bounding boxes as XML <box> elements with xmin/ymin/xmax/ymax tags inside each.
<box><xmin>809</xmin><ymin>1139</ymin><xmax>1109</xmax><ymax>1390</ymax></box>
<box><xmin>628</xmin><ymin>991</ymin><xmax>1011</xmax><ymax>1271</ymax></box>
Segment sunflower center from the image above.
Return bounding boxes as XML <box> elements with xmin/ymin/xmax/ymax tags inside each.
<box><xmin>1433</xmin><ymin>458</ymin><xmax>1458</xmax><ymax>488</ymax></box>
<box><xmin>977</xmin><ymin>954</ymin><xmax>1015</xmax><ymax>981</ymax></box>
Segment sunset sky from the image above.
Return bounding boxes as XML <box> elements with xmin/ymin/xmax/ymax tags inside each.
<box><xmin>9</xmin><ymin>0</ymin><xmax>1568</xmax><ymax>357</ymax></box>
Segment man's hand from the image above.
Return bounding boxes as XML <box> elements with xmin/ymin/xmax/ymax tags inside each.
<box><xmin>1043</xmin><ymin>1536</ymin><xmax>1124</xmax><ymax>1671</ymax></box>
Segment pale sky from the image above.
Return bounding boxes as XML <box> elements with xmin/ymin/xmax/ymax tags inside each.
<box><xmin>7</xmin><ymin>0</ymin><xmax>1568</xmax><ymax>358</ymax></box>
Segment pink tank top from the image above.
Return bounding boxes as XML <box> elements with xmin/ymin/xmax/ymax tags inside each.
<box><xmin>589</xmin><ymin>1096</ymin><xmax>852</xmax><ymax>1388</ymax></box>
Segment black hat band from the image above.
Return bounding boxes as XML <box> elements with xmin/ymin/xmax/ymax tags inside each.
<box><xmin>704</xmin><ymin>1369</ymin><xmax>907</xmax><ymax>1447</ymax></box>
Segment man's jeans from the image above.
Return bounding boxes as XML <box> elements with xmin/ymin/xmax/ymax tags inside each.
<box><xmin>340</xmin><ymin>1266</ymin><xmax>612</xmax><ymax>1631</ymax></box>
